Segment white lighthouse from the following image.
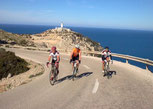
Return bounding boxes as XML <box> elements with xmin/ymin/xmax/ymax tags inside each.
<box><xmin>61</xmin><ymin>23</ymin><xmax>63</xmax><ymax>28</ymax></box>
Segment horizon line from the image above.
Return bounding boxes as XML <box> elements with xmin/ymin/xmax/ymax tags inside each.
<box><xmin>0</xmin><ymin>23</ymin><xmax>153</xmax><ymax>32</ymax></box>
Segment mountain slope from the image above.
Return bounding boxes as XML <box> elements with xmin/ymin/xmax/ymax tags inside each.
<box><xmin>32</xmin><ymin>27</ymin><xmax>103</xmax><ymax>51</ymax></box>
<box><xmin>0</xmin><ymin>27</ymin><xmax>103</xmax><ymax>52</ymax></box>
<box><xmin>0</xmin><ymin>29</ymin><xmax>34</xmax><ymax>46</ymax></box>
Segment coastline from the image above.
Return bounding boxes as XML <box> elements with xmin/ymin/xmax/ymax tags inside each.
<box><xmin>0</xmin><ymin>25</ymin><xmax>153</xmax><ymax>71</ymax></box>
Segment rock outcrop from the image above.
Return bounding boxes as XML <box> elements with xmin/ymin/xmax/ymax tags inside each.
<box><xmin>0</xmin><ymin>27</ymin><xmax>103</xmax><ymax>52</ymax></box>
<box><xmin>32</xmin><ymin>27</ymin><xmax>103</xmax><ymax>52</ymax></box>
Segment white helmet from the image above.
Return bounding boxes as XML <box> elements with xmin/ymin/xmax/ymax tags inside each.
<box><xmin>75</xmin><ymin>44</ymin><xmax>80</xmax><ymax>49</ymax></box>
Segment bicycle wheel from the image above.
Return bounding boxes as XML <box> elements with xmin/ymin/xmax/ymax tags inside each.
<box><xmin>72</xmin><ymin>67</ymin><xmax>77</xmax><ymax>81</ymax></box>
<box><xmin>54</xmin><ymin>66</ymin><xmax>58</xmax><ymax>82</ymax></box>
<box><xmin>107</xmin><ymin>71</ymin><xmax>110</xmax><ymax>79</ymax></box>
<box><xmin>55</xmin><ymin>69</ymin><xmax>58</xmax><ymax>81</ymax></box>
<box><xmin>107</xmin><ymin>63</ymin><xmax>110</xmax><ymax>72</ymax></box>
<box><xmin>49</xmin><ymin>65</ymin><xmax>56</xmax><ymax>85</ymax></box>
<box><xmin>103</xmin><ymin>63</ymin><xmax>107</xmax><ymax>76</ymax></box>
<box><xmin>106</xmin><ymin>64</ymin><xmax>111</xmax><ymax>79</ymax></box>
<box><xmin>49</xmin><ymin>70</ymin><xmax>54</xmax><ymax>85</ymax></box>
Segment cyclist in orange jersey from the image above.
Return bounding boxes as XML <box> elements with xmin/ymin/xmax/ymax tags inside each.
<box><xmin>70</xmin><ymin>44</ymin><xmax>81</xmax><ymax>72</ymax></box>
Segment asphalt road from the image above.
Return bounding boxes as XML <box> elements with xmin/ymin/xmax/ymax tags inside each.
<box><xmin>0</xmin><ymin>48</ymin><xmax>153</xmax><ymax>109</ymax></box>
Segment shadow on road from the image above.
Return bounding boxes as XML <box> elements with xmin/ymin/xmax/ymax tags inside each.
<box><xmin>56</xmin><ymin>72</ymin><xmax>93</xmax><ymax>84</ymax></box>
<box><xmin>104</xmin><ymin>71</ymin><xmax>117</xmax><ymax>79</ymax></box>
<box><xmin>75</xmin><ymin>72</ymin><xmax>93</xmax><ymax>79</ymax></box>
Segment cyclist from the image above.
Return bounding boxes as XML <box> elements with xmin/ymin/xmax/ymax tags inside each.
<box><xmin>70</xmin><ymin>44</ymin><xmax>81</xmax><ymax>72</ymax></box>
<box><xmin>46</xmin><ymin>46</ymin><xmax>60</xmax><ymax>79</ymax></box>
<box><xmin>102</xmin><ymin>46</ymin><xmax>112</xmax><ymax>76</ymax></box>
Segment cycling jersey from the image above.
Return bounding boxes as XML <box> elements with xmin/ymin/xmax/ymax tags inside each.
<box><xmin>102</xmin><ymin>49</ymin><xmax>112</xmax><ymax>61</ymax></box>
<box><xmin>72</xmin><ymin>48</ymin><xmax>80</xmax><ymax>57</ymax></box>
<box><xmin>49</xmin><ymin>51</ymin><xmax>60</xmax><ymax>63</ymax></box>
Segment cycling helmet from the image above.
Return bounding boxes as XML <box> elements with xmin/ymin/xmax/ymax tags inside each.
<box><xmin>51</xmin><ymin>46</ymin><xmax>56</xmax><ymax>51</ymax></box>
<box><xmin>105</xmin><ymin>46</ymin><xmax>109</xmax><ymax>49</ymax></box>
<box><xmin>75</xmin><ymin>44</ymin><xmax>80</xmax><ymax>49</ymax></box>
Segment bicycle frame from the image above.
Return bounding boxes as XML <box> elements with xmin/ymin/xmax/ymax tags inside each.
<box><xmin>104</xmin><ymin>61</ymin><xmax>110</xmax><ymax>75</ymax></box>
<box><xmin>49</xmin><ymin>63</ymin><xmax>58</xmax><ymax>85</ymax></box>
<box><xmin>72</xmin><ymin>61</ymin><xmax>78</xmax><ymax>81</ymax></box>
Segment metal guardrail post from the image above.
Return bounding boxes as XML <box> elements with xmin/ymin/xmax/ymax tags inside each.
<box><xmin>126</xmin><ymin>59</ymin><xmax>129</xmax><ymax>64</ymax></box>
<box><xmin>146</xmin><ymin>65</ymin><xmax>149</xmax><ymax>71</ymax></box>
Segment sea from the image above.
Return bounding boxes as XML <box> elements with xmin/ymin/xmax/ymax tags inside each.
<box><xmin>0</xmin><ymin>24</ymin><xmax>153</xmax><ymax>72</ymax></box>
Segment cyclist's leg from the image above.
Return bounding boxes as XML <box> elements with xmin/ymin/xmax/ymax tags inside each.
<box><xmin>55</xmin><ymin>62</ymin><xmax>59</xmax><ymax>75</ymax></box>
<box><xmin>74</xmin><ymin>55</ymin><xmax>79</xmax><ymax>74</ymax></box>
<box><xmin>51</xmin><ymin>60</ymin><xmax>55</xmax><ymax>78</ymax></box>
<box><xmin>102</xmin><ymin>60</ymin><xmax>107</xmax><ymax>76</ymax></box>
<box><xmin>106</xmin><ymin>57</ymin><xmax>110</xmax><ymax>63</ymax></box>
<box><xmin>72</xmin><ymin>56</ymin><xmax>75</xmax><ymax>69</ymax></box>
<box><xmin>102</xmin><ymin>60</ymin><xmax>105</xmax><ymax>71</ymax></box>
<box><xmin>75</xmin><ymin>60</ymin><xmax>79</xmax><ymax>73</ymax></box>
<box><xmin>76</xmin><ymin>60</ymin><xmax>79</xmax><ymax>67</ymax></box>
<box><xmin>50</xmin><ymin>67</ymin><xmax>54</xmax><ymax>80</ymax></box>
<box><xmin>106</xmin><ymin>57</ymin><xmax>110</xmax><ymax>70</ymax></box>
<box><xmin>76</xmin><ymin>55</ymin><xmax>79</xmax><ymax>68</ymax></box>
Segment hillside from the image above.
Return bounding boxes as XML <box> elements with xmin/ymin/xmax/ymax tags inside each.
<box><xmin>32</xmin><ymin>27</ymin><xmax>103</xmax><ymax>51</ymax></box>
<box><xmin>0</xmin><ymin>27</ymin><xmax>103</xmax><ymax>52</ymax></box>
<box><xmin>0</xmin><ymin>48</ymin><xmax>29</xmax><ymax>80</ymax></box>
<box><xmin>0</xmin><ymin>29</ymin><xmax>34</xmax><ymax>46</ymax></box>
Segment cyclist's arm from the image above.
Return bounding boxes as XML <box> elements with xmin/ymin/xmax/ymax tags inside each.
<box><xmin>109</xmin><ymin>50</ymin><xmax>112</xmax><ymax>60</ymax></box>
<box><xmin>110</xmin><ymin>55</ymin><xmax>112</xmax><ymax>60</ymax></box>
<box><xmin>101</xmin><ymin>51</ymin><xmax>105</xmax><ymax>60</ymax></box>
<box><xmin>70</xmin><ymin>51</ymin><xmax>73</xmax><ymax>60</ymax></box>
<box><xmin>57</xmin><ymin>55</ymin><xmax>60</xmax><ymax>62</ymax></box>
<box><xmin>48</xmin><ymin>55</ymin><xmax>52</xmax><ymax>62</ymax></box>
<box><xmin>102</xmin><ymin>55</ymin><xmax>105</xmax><ymax>60</ymax></box>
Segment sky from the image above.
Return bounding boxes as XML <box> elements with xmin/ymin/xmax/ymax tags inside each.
<box><xmin>0</xmin><ymin>0</ymin><xmax>153</xmax><ymax>30</ymax></box>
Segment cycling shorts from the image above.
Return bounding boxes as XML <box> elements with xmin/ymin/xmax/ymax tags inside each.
<box><xmin>72</xmin><ymin>55</ymin><xmax>79</xmax><ymax>62</ymax></box>
<box><xmin>102</xmin><ymin>57</ymin><xmax>110</xmax><ymax>64</ymax></box>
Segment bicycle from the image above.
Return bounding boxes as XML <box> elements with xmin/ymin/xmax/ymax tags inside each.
<box><xmin>72</xmin><ymin>61</ymin><xmax>78</xmax><ymax>81</ymax></box>
<box><xmin>104</xmin><ymin>60</ymin><xmax>112</xmax><ymax>79</ymax></box>
<box><xmin>48</xmin><ymin>62</ymin><xmax>58</xmax><ymax>85</ymax></box>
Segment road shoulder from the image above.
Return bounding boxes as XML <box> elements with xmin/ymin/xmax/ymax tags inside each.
<box><xmin>0</xmin><ymin>59</ymin><xmax>44</xmax><ymax>93</ymax></box>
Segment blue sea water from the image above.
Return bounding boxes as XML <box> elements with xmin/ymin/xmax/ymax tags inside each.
<box><xmin>0</xmin><ymin>24</ymin><xmax>55</xmax><ymax>34</ymax></box>
<box><xmin>0</xmin><ymin>24</ymin><xmax>153</xmax><ymax>72</ymax></box>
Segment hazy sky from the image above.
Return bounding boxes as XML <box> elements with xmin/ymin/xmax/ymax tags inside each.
<box><xmin>0</xmin><ymin>0</ymin><xmax>153</xmax><ymax>30</ymax></box>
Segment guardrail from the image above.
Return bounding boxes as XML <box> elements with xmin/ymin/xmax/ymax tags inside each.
<box><xmin>86</xmin><ymin>51</ymin><xmax>153</xmax><ymax>72</ymax></box>
<box><xmin>4</xmin><ymin>45</ymin><xmax>153</xmax><ymax>72</ymax></box>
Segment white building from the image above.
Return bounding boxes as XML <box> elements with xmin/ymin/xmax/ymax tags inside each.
<box><xmin>61</xmin><ymin>23</ymin><xmax>63</xmax><ymax>28</ymax></box>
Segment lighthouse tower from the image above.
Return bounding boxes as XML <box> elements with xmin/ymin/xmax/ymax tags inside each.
<box><xmin>61</xmin><ymin>23</ymin><xmax>63</xmax><ymax>28</ymax></box>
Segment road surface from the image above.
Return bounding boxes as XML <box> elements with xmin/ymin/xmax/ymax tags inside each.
<box><xmin>0</xmin><ymin>48</ymin><xmax>153</xmax><ymax>109</ymax></box>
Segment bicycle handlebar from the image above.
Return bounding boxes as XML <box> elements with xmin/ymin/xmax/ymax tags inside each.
<box><xmin>46</xmin><ymin>62</ymin><xmax>58</xmax><ymax>68</ymax></box>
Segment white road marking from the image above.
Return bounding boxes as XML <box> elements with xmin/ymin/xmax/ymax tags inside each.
<box><xmin>83</xmin><ymin>65</ymin><xmax>90</xmax><ymax>69</ymax></box>
<box><xmin>92</xmin><ymin>79</ymin><xmax>99</xmax><ymax>94</ymax></box>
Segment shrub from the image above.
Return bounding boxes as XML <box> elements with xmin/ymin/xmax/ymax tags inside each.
<box><xmin>19</xmin><ymin>39</ymin><xmax>27</xmax><ymax>46</ymax></box>
<box><xmin>0</xmin><ymin>48</ymin><xmax>29</xmax><ymax>80</ymax></box>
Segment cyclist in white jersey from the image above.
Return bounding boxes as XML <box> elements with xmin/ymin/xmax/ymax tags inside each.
<box><xmin>101</xmin><ymin>46</ymin><xmax>112</xmax><ymax>75</ymax></box>
<box><xmin>46</xmin><ymin>46</ymin><xmax>60</xmax><ymax>75</ymax></box>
